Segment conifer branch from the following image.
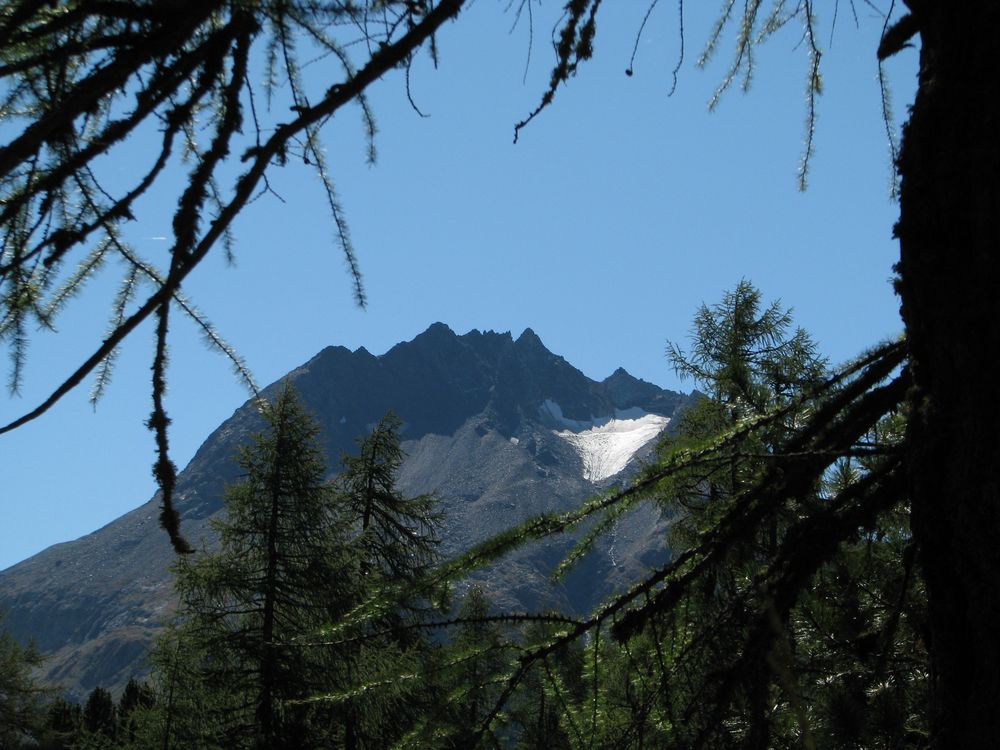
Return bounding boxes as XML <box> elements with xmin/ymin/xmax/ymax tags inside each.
<box><xmin>0</xmin><ymin>0</ymin><xmax>466</xmax><ymax>443</ymax></box>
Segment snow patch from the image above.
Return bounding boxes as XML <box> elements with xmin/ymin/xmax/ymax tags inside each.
<box><xmin>509</xmin><ymin>437</ymin><xmax>520</xmax><ymax>445</ymax></box>
<box><xmin>555</xmin><ymin>413</ymin><xmax>669</xmax><ymax>482</ymax></box>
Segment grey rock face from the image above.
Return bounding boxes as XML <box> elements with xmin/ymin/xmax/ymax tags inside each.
<box><xmin>0</xmin><ymin>324</ymin><xmax>694</xmax><ymax>700</ymax></box>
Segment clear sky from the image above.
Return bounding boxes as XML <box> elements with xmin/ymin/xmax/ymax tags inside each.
<box><xmin>0</xmin><ymin>2</ymin><xmax>917</xmax><ymax>572</ymax></box>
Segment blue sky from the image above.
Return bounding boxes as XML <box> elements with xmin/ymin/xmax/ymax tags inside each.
<box><xmin>0</xmin><ymin>2</ymin><xmax>916</xmax><ymax>571</ymax></box>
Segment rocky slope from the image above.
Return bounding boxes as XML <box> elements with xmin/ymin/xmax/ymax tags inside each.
<box><xmin>0</xmin><ymin>324</ymin><xmax>693</xmax><ymax>700</ymax></box>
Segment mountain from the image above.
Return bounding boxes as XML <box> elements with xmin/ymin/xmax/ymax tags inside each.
<box><xmin>0</xmin><ymin>324</ymin><xmax>694</xmax><ymax>701</ymax></box>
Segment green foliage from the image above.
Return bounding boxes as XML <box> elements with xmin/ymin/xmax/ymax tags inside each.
<box><xmin>335</xmin><ymin>410</ymin><xmax>443</xmax><ymax>611</ymax></box>
<box><xmin>140</xmin><ymin>631</ymin><xmax>231</xmax><ymax>750</ymax></box>
<box><xmin>137</xmin><ymin>389</ymin><xmax>446</xmax><ymax>748</ymax></box>
<box><xmin>81</xmin><ymin>688</ymin><xmax>115</xmax><ymax>741</ymax></box>
<box><xmin>297</xmin><ymin>409</ymin><xmax>447</xmax><ymax>748</ymax></box>
<box><xmin>426</xmin><ymin>283</ymin><xmax>920</xmax><ymax>749</ymax></box>
<box><xmin>507</xmin><ymin>621</ymin><xmax>583</xmax><ymax>750</ymax></box>
<box><xmin>560</xmin><ymin>283</ymin><xmax>925</xmax><ymax>748</ymax></box>
<box><xmin>662</xmin><ymin>279</ymin><xmax>827</xmax><ymax>551</ymax></box>
<box><xmin>0</xmin><ymin>612</ymin><xmax>46</xmax><ymax>749</ymax></box>
<box><xmin>153</xmin><ymin>384</ymin><xmax>355</xmax><ymax>748</ymax></box>
<box><xmin>670</xmin><ymin>280</ymin><xmax>826</xmax><ymax>406</ymax></box>
<box><xmin>789</xmin><ymin>415</ymin><xmax>929</xmax><ymax>749</ymax></box>
<box><xmin>443</xmin><ymin>585</ymin><xmax>508</xmax><ymax>747</ymax></box>
<box><xmin>115</xmin><ymin>677</ymin><xmax>154</xmax><ymax>746</ymax></box>
<box><xmin>399</xmin><ymin>585</ymin><xmax>513</xmax><ymax>749</ymax></box>
<box><xmin>36</xmin><ymin>696</ymin><xmax>82</xmax><ymax>749</ymax></box>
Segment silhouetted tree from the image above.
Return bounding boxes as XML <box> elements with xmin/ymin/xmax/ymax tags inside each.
<box><xmin>325</xmin><ymin>410</ymin><xmax>445</xmax><ymax>750</ymax></box>
<box><xmin>630</xmin><ymin>284</ymin><xmax>924</xmax><ymax>747</ymax></box>
<box><xmin>39</xmin><ymin>696</ymin><xmax>82</xmax><ymax>749</ymax></box>
<box><xmin>438</xmin><ymin>585</ymin><xmax>509</xmax><ymax>749</ymax></box>
<box><xmin>336</xmin><ymin>410</ymin><xmax>441</xmax><ymax>603</ymax></box>
<box><xmin>82</xmin><ymin>687</ymin><xmax>115</xmax><ymax>740</ymax></box>
<box><xmin>166</xmin><ymin>385</ymin><xmax>355</xmax><ymax>748</ymax></box>
<box><xmin>116</xmin><ymin>677</ymin><xmax>153</xmax><ymax>744</ymax></box>
<box><xmin>0</xmin><ymin>612</ymin><xmax>45</xmax><ymax>749</ymax></box>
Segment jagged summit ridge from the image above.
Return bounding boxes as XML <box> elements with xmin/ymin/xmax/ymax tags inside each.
<box><xmin>294</xmin><ymin>323</ymin><xmax>662</xmax><ymax>444</ymax></box>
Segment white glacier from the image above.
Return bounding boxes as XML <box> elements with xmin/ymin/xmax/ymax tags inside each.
<box><xmin>554</xmin><ymin>412</ymin><xmax>669</xmax><ymax>482</ymax></box>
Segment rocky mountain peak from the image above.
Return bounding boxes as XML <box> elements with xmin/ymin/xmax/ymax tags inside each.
<box><xmin>514</xmin><ymin>326</ymin><xmax>544</xmax><ymax>348</ymax></box>
<box><xmin>0</xmin><ymin>325</ymin><xmax>696</xmax><ymax>701</ymax></box>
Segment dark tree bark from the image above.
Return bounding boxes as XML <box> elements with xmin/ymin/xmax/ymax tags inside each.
<box><xmin>895</xmin><ymin>3</ymin><xmax>1000</xmax><ymax>747</ymax></box>
<box><xmin>257</xmin><ymin>447</ymin><xmax>282</xmax><ymax>750</ymax></box>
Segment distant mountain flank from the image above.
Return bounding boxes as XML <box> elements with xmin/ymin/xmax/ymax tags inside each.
<box><xmin>0</xmin><ymin>324</ymin><xmax>696</xmax><ymax>700</ymax></box>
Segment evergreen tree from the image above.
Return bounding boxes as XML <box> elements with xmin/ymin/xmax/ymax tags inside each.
<box><xmin>143</xmin><ymin>628</ymin><xmax>230</xmax><ymax>750</ymax></box>
<box><xmin>438</xmin><ymin>585</ymin><xmax>509</xmax><ymax>749</ymax></box>
<box><xmin>663</xmin><ymin>280</ymin><xmax>827</xmax><ymax>553</ymax></box>
<box><xmin>548</xmin><ymin>284</ymin><xmax>925</xmax><ymax>748</ymax></box>
<box><xmin>0</xmin><ymin>612</ymin><xmax>45</xmax><ymax>749</ymax></box>
<box><xmin>39</xmin><ymin>697</ymin><xmax>82</xmax><ymax>750</ymax></box>
<box><xmin>116</xmin><ymin>677</ymin><xmax>154</xmax><ymax>745</ymax></box>
<box><xmin>325</xmin><ymin>410</ymin><xmax>445</xmax><ymax>750</ymax></box>
<box><xmin>164</xmin><ymin>384</ymin><xmax>355</xmax><ymax>749</ymax></box>
<box><xmin>790</xmin><ymin>418</ymin><xmax>928</xmax><ymax>749</ymax></box>
<box><xmin>588</xmin><ymin>285</ymin><xmax>922</xmax><ymax>748</ymax></box>
<box><xmin>81</xmin><ymin>687</ymin><xmax>115</xmax><ymax>741</ymax></box>
<box><xmin>144</xmin><ymin>391</ymin><xmax>445</xmax><ymax>748</ymax></box>
<box><xmin>669</xmin><ymin>279</ymin><xmax>827</xmax><ymax>416</ymax></box>
<box><xmin>451</xmin><ymin>585</ymin><xmax>502</xmax><ymax>745</ymax></box>
<box><xmin>335</xmin><ymin>410</ymin><xmax>442</xmax><ymax>610</ymax></box>
<box><xmin>450</xmin><ymin>284</ymin><xmax>920</xmax><ymax>748</ymax></box>
<box><xmin>508</xmin><ymin>621</ymin><xmax>582</xmax><ymax>750</ymax></box>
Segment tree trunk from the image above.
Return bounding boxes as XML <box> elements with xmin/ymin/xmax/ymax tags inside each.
<box><xmin>896</xmin><ymin>3</ymin><xmax>1000</xmax><ymax>747</ymax></box>
<box><xmin>258</xmin><ymin>426</ymin><xmax>285</xmax><ymax>749</ymax></box>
